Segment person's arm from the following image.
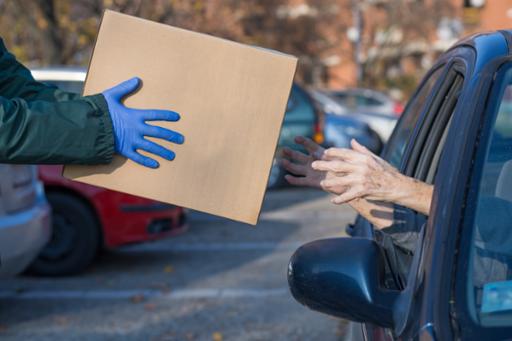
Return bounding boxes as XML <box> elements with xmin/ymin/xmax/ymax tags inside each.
<box><xmin>282</xmin><ymin>136</ymin><xmax>396</xmax><ymax>227</ymax></box>
<box><xmin>312</xmin><ymin>139</ymin><xmax>433</xmax><ymax>216</ymax></box>
<box><xmin>0</xmin><ymin>40</ymin><xmax>184</xmax><ymax>167</ymax></box>
<box><xmin>0</xmin><ymin>39</ymin><xmax>80</xmax><ymax>102</ymax></box>
<box><xmin>0</xmin><ymin>94</ymin><xmax>114</xmax><ymax>164</ymax></box>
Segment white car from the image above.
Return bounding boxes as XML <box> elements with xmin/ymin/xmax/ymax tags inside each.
<box><xmin>326</xmin><ymin>88</ymin><xmax>402</xmax><ymax>142</ymax></box>
<box><xmin>0</xmin><ymin>165</ymin><xmax>51</xmax><ymax>277</ymax></box>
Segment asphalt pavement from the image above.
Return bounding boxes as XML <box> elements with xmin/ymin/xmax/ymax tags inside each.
<box><xmin>0</xmin><ymin>188</ymin><xmax>356</xmax><ymax>341</ymax></box>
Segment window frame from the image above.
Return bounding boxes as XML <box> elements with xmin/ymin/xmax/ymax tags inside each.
<box><xmin>453</xmin><ymin>59</ymin><xmax>512</xmax><ymax>339</ymax></box>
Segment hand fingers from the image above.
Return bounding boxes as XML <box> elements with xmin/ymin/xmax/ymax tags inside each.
<box><xmin>284</xmin><ymin>174</ymin><xmax>309</xmax><ymax>186</ymax></box>
<box><xmin>137</xmin><ymin>139</ymin><xmax>176</xmax><ymax>161</ymax></box>
<box><xmin>142</xmin><ymin>124</ymin><xmax>184</xmax><ymax>144</ymax></box>
<box><xmin>282</xmin><ymin>147</ymin><xmax>309</xmax><ymax>164</ymax></box>
<box><xmin>107</xmin><ymin>77</ymin><xmax>141</xmax><ymax>101</ymax></box>
<box><xmin>350</xmin><ymin>139</ymin><xmax>373</xmax><ymax>156</ymax></box>
<box><xmin>322</xmin><ymin>147</ymin><xmax>360</xmax><ymax>161</ymax></box>
<box><xmin>281</xmin><ymin>158</ymin><xmax>307</xmax><ymax>176</ymax></box>
<box><xmin>295</xmin><ymin>136</ymin><xmax>323</xmax><ymax>155</ymax></box>
<box><xmin>311</xmin><ymin>160</ymin><xmax>360</xmax><ymax>173</ymax></box>
<box><xmin>331</xmin><ymin>187</ymin><xmax>363</xmax><ymax>205</ymax></box>
<box><xmin>143</xmin><ymin>109</ymin><xmax>180</xmax><ymax>122</ymax></box>
<box><xmin>126</xmin><ymin>149</ymin><xmax>159</xmax><ymax>169</ymax></box>
<box><xmin>320</xmin><ymin>175</ymin><xmax>359</xmax><ymax>190</ymax></box>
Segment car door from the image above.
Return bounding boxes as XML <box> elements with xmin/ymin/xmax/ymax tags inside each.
<box><xmin>447</xmin><ymin>59</ymin><xmax>512</xmax><ymax>340</ymax></box>
<box><xmin>355</xmin><ymin>48</ymin><xmax>474</xmax><ymax>340</ymax></box>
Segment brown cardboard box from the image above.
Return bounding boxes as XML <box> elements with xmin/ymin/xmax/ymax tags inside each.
<box><xmin>64</xmin><ymin>10</ymin><xmax>297</xmax><ymax>225</ymax></box>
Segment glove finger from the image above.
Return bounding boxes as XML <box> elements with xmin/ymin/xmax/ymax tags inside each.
<box><xmin>142</xmin><ymin>124</ymin><xmax>184</xmax><ymax>144</ymax></box>
<box><xmin>143</xmin><ymin>109</ymin><xmax>180</xmax><ymax>122</ymax></box>
<box><xmin>125</xmin><ymin>149</ymin><xmax>159</xmax><ymax>169</ymax></box>
<box><xmin>138</xmin><ymin>138</ymin><xmax>176</xmax><ymax>161</ymax></box>
<box><xmin>106</xmin><ymin>77</ymin><xmax>141</xmax><ymax>101</ymax></box>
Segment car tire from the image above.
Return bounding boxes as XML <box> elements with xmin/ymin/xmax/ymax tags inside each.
<box><xmin>28</xmin><ymin>192</ymin><xmax>100</xmax><ymax>276</ymax></box>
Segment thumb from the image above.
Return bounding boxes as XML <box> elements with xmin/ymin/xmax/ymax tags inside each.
<box><xmin>350</xmin><ymin>139</ymin><xmax>372</xmax><ymax>155</ymax></box>
<box><xmin>105</xmin><ymin>77</ymin><xmax>141</xmax><ymax>101</ymax></box>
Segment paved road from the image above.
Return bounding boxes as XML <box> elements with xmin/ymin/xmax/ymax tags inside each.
<box><xmin>0</xmin><ymin>188</ymin><xmax>355</xmax><ymax>341</ymax></box>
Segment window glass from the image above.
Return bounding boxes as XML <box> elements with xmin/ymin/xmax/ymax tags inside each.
<box><xmin>356</xmin><ymin>94</ymin><xmax>382</xmax><ymax>106</ymax></box>
<box><xmin>467</xmin><ymin>68</ymin><xmax>512</xmax><ymax>327</ymax></box>
<box><xmin>384</xmin><ymin>66</ymin><xmax>444</xmax><ymax>167</ymax></box>
<box><xmin>284</xmin><ymin>86</ymin><xmax>315</xmax><ymax>122</ymax></box>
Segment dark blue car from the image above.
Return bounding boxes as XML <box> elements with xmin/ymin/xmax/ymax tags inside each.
<box><xmin>288</xmin><ymin>31</ymin><xmax>512</xmax><ymax>340</ymax></box>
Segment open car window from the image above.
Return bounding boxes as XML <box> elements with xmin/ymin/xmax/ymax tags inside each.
<box><xmin>383</xmin><ymin>66</ymin><xmax>444</xmax><ymax>168</ymax></box>
<box><xmin>381</xmin><ymin>66</ymin><xmax>464</xmax><ymax>288</ymax></box>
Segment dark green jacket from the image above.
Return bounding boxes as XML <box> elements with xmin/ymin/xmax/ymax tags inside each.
<box><xmin>0</xmin><ymin>39</ymin><xmax>114</xmax><ymax>164</ymax></box>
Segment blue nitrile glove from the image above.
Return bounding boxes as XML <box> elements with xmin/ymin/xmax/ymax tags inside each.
<box><xmin>102</xmin><ymin>77</ymin><xmax>184</xmax><ymax>168</ymax></box>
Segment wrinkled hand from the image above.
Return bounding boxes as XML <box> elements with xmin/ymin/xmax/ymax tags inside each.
<box><xmin>312</xmin><ymin>139</ymin><xmax>404</xmax><ymax>204</ymax></box>
<box><xmin>282</xmin><ymin>136</ymin><xmax>339</xmax><ymax>190</ymax></box>
<box><xmin>103</xmin><ymin>77</ymin><xmax>184</xmax><ymax>168</ymax></box>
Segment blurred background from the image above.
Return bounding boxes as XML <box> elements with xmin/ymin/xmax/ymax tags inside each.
<box><xmin>0</xmin><ymin>1</ymin><xmax>510</xmax><ymax>340</ymax></box>
<box><xmin>0</xmin><ymin>0</ymin><xmax>506</xmax><ymax>96</ymax></box>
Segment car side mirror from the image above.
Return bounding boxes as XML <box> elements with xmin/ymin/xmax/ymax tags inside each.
<box><xmin>287</xmin><ymin>237</ymin><xmax>399</xmax><ymax>328</ymax></box>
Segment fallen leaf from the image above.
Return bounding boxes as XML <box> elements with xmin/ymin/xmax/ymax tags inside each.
<box><xmin>212</xmin><ymin>331</ymin><xmax>223</xmax><ymax>341</ymax></box>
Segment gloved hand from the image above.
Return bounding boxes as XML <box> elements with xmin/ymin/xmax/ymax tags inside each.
<box><xmin>102</xmin><ymin>77</ymin><xmax>184</xmax><ymax>168</ymax></box>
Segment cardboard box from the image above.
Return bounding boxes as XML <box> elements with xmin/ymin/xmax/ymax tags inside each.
<box><xmin>64</xmin><ymin>10</ymin><xmax>298</xmax><ymax>225</ymax></box>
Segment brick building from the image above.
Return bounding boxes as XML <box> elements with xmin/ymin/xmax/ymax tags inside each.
<box><xmin>318</xmin><ymin>0</ymin><xmax>512</xmax><ymax>96</ymax></box>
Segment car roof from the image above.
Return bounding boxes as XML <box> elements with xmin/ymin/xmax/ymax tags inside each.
<box><xmin>30</xmin><ymin>67</ymin><xmax>86</xmax><ymax>82</ymax></box>
<box><xmin>443</xmin><ymin>30</ymin><xmax>512</xmax><ymax>68</ymax></box>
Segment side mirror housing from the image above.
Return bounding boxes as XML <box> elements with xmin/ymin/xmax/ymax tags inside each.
<box><xmin>287</xmin><ymin>237</ymin><xmax>399</xmax><ymax>328</ymax></box>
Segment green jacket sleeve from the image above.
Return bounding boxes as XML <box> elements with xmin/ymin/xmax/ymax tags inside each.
<box><xmin>0</xmin><ymin>39</ymin><xmax>81</xmax><ymax>102</ymax></box>
<box><xmin>0</xmin><ymin>94</ymin><xmax>114</xmax><ymax>164</ymax></box>
<box><xmin>0</xmin><ymin>39</ymin><xmax>115</xmax><ymax>164</ymax></box>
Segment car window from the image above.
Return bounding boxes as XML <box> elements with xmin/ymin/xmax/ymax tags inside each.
<box><xmin>356</xmin><ymin>94</ymin><xmax>382</xmax><ymax>106</ymax></box>
<box><xmin>383</xmin><ymin>66</ymin><xmax>444</xmax><ymax>168</ymax></box>
<box><xmin>284</xmin><ymin>86</ymin><xmax>315</xmax><ymax>122</ymax></box>
<box><xmin>380</xmin><ymin>66</ymin><xmax>463</xmax><ymax>288</ymax></box>
<box><xmin>464</xmin><ymin>67</ymin><xmax>512</xmax><ymax>328</ymax></box>
<box><xmin>414</xmin><ymin>69</ymin><xmax>464</xmax><ymax>183</ymax></box>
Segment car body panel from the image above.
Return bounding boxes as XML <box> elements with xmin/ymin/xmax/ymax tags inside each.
<box><xmin>309</xmin><ymin>89</ymin><xmax>383</xmax><ymax>153</ymax></box>
<box><xmin>0</xmin><ymin>165</ymin><xmax>51</xmax><ymax>277</ymax></box>
<box><xmin>327</xmin><ymin>88</ymin><xmax>399</xmax><ymax>141</ymax></box>
<box><xmin>39</xmin><ymin>165</ymin><xmax>187</xmax><ymax>248</ymax></box>
<box><xmin>332</xmin><ymin>31</ymin><xmax>512</xmax><ymax>340</ymax></box>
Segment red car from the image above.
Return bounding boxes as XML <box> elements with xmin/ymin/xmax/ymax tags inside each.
<box><xmin>31</xmin><ymin>165</ymin><xmax>187</xmax><ymax>276</ymax></box>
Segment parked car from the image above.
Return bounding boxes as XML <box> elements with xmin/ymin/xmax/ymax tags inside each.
<box><xmin>268</xmin><ymin>83</ymin><xmax>324</xmax><ymax>188</ymax></box>
<box><xmin>29</xmin><ymin>68</ymin><xmax>188</xmax><ymax>276</ymax></box>
<box><xmin>0</xmin><ymin>165</ymin><xmax>51</xmax><ymax>277</ymax></box>
<box><xmin>269</xmin><ymin>83</ymin><xmax>382</xmax><ymax>188</ymax></box>
<box><xmin>327</xmin><ymin>88</ymin><xmax>402</xmax><ymax>141</ymax></box>
<box><xmin>309</xmin><ymin>89</ymin><xmax>383</xmax><ymax>153</ymax></box>
<box><xmin>288</xmin><ymin>31</ymin><xmax>512</xmax><ymax>340</ymax></box>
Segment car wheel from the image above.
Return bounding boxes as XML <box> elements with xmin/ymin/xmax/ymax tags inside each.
<box><xmin>29</xmin><ymin>192</ymin><xmax>100</xmax><ymax>276</ymax></box>
<box><xmin>267</xmin><ymin>158</ymin><xmax>285</xmax><ymax>189</ymax></box>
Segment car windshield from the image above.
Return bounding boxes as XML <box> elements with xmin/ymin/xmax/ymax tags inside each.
<box><xmin>467</xmin><ymin>67</ymin><xmax>512</xmax><ymax>327</ymax></box>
